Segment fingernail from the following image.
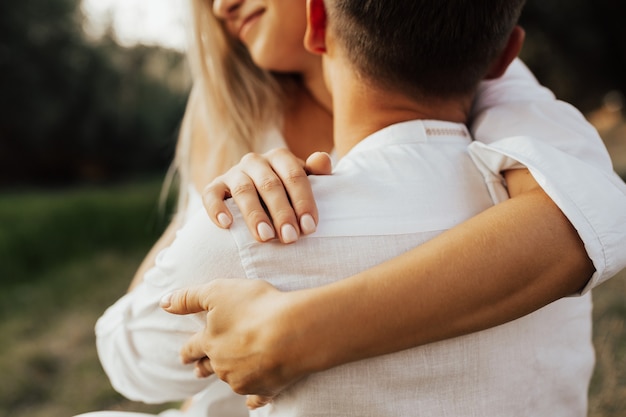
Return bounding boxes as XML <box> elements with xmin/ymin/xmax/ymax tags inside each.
<box><xmin>281</xmin><ymin>224</ymin><xmax>298</xmax><ymax>243</ymax></box>
<box><xmin>257</xmin><ymin>222</ymin><xmax>275</xmax><ymax>241</ymax></box>
<box><xmin>299</xmin><ymin>214</ymin><xmax>317</xmax><ymax>235</ymax></box>
<box><xmin>160</xmin><ymin>293</ymin><xmax>172</xmax><ymax>308</ymax></box>
<box><xmin>217</xmin><ymin>212</ymin><xmax>232</xmax><ymax>228</ymax></box>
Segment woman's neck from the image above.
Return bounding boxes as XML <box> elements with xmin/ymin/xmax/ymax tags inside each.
<box><xmin>281</xmin><ymin>69</ymin><xmax>334</xmax><ymax>159</ymax></box>
<box><xmin>302</xmin><ymin>69</ymin><xmax>333</xmax><ymax>115</ymax></box>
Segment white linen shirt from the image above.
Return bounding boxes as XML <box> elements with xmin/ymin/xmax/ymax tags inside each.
<box><xmin>471</xmin><ymin>59</ymin><xmax>626</xmax><ymax>292</ymax></box>
<box><xmin>95</xmin><ymin>120</ymin><xmax>594</xmax><ymax>417</ymax></box>
<box><xmin>86</xmin><ymin>58</ymin><xmax>626</xmax><ymax>417</ymax></box>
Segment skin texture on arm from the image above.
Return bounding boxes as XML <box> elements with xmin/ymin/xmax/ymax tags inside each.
<box><xmin>163</xmin><ymin>168</ymin><xmax>594</xmax><ymax>406</ymax></box>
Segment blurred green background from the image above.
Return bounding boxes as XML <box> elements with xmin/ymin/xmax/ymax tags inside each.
<box><xmin>0</xmin><ymin>0</ymin><xmax>625</xmax><ymax>416</ymax></box>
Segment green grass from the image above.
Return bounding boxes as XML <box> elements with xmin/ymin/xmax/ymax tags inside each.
<box><xmin>0</xmin><ymin>181</ymin><xmax>624</xmax><ymax>416</ymax></box>
<box><xmin>0</xmin><ymin>180</ymin><xmax>180</xmax><ymax>417</ymax></box>
<box><xmin>0</xmin><ymin>181</ymin><xmax>174</xmax><ymax>289</ymax></box>
<box><xmin>589</xmin><ymin>269</ymin><xmax>626</xmax><ymax>416</ymax></box>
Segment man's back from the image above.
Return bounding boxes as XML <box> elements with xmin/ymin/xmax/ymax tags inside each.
<box><xmin>228</xmin><ymin>120</ymin><xmax>593</xmax><ymax>417</ymax></box>
<box><xmin>96</xmin><ymin>119</ymin><xmax>593</xmax><ymax>416</ymax></box>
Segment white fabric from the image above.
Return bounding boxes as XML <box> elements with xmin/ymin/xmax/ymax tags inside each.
<box><xmin>470</xmin><ymin>59</ymin><xmax>626</xmax><ymax>291</ymax></box>
<box><xmin>183</xmin><ymin>126</ymin><xmax>287</xmax><ymax>221</ymax></box>
<box><xmin>76</xmin><ymin>129</ymin><xmax>287</xmax><ymax>417</ymax></box>
<box><xmin>81</xmin><ymin>59</ymin><xmax>624</xmax><ymax>417</ymax></box>
<box><xmin>93</xmin><ymin>120</ymin><xmax>593</xmax><ymax>417</ymax></box>
<box><xmin>469</xmin><ymin>137</ymin><xmax>626</xmax><ymax>293</ymax></box>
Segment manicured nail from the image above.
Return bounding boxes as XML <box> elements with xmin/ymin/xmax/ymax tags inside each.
<box><xmin>160</xmin><ymin>293</ymin><xmax>172</xmax><ymax>308</ymax></box>
<box><xmin>300</xmin><ymin>214</ymin><xmax>317</xmax><ymax>235</ymax></box>
<box><xmin>217</xmin><ymin>212</ymin><xmax>232</xmax><ymax>228</ymax></box>
<box><xmin>281</xmin><ymin>224</ymin><xmax>298</xmax><ymax>243</ymax></box>
<box><xmin>257</xmin><ymin>222</ymin><xmax>275</xmax><ymax>241</ymax></box>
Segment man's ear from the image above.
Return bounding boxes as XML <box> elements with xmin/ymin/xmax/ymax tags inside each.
<box><xmin>485</xmin><ymin>25</ymin><xmax>525</xmax><ymax>80</ymax></box>
<box><xmin>304</xmin><ymin>0</ymin><xmax>327</xmax><ymax>54</ymax></box>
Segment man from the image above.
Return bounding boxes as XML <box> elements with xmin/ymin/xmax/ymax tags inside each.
<box><xmin>98</xmin><ymin>0</ymin><xmax>596</xmax><ymax>415</ymax></box>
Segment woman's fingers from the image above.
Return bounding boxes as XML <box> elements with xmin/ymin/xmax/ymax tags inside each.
<box><xmin>202</xmin><ymin>180</ymin><xmax>233</xmax><ymax>228</ymax></box>
<box><xmin>246</xmin><ymin>394</ymin><xmax>275</xmax><ymax>410</ymax></box>
<box><xmin>203</xmin><ymin>149</ymin><xmax>329</xmax><ymax>243</ymax></box>
<box><xmin>179</xmin><ymin>330</ymin><xmax>210</xmax><ymax>365</ymax></box>
<box><xmin>263</xmin><ymin>149</ymin><xmax>320</xmax><ymax>237</ymax></box>
<box><xmin>165</xmin><ymin>279</ymin><xmax>302</xmax><ymax>400</ymax></box>
<box><xmin>241</xmin><ymin>151</ymin><xmax>301</xmax><ymax>243</ymax></box>
<box><xmin>203</xmin><ymin>161</ymin><xmax>276</xmax><ymax>242</ymax></box>
<box><xmin>195</xmin><ymin>357</ymin><xmax>214</xmax><ymax>378</ymax></box>
<box><xmin>305</xmin><ymin>151</ymin><xmax>333</xmax><ymax>175</ymax></box>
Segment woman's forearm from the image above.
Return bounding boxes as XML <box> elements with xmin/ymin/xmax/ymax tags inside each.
<box><xmin>294</xmin><ymin>182</ymin><xmax>594</xmax><ymax>374</ymax></box>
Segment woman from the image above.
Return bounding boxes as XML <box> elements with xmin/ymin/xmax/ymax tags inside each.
<box><xmin>79</xmin><ymin>0</ymin><xmax>626</xmax><ymax>415</ymax></box>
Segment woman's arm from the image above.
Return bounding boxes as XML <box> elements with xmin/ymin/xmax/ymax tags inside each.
<box><xmin>97</xmin><ymin>209</ymin><xmax>246</xmax><ymax>403</ymax></box>
<box><xmin>97</xmin><ymin>87</ymin><xmax>235</xmax><ymax>401</ymax></box>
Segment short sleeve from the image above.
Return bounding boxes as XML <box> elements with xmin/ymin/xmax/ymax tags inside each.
<box><xmin>468</xmin><ymin>58</ymin><xmax>626</xmax><ymax>292</ymax></box>
<box><xmin>469</xmin><ymin>137</ymin><xmax>626</xmax><ymax>293</ymax></box>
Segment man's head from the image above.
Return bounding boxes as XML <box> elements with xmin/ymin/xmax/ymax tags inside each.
<box><xmin>305</xmin><ymin>0</ymin><xmax>526</xmax><ymax>101</ymax></box>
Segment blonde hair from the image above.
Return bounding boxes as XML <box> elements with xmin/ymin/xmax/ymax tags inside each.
<box><xmin>165</xmin><ymin>0</ymin><xmax>287</xmax><ymax>212</ymax></box>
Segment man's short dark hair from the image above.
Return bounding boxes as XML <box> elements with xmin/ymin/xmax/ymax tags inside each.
<box><xmin>326</xmin><ymin>0</ymin><xmax>526</xmax><ymax>99</ymax></box>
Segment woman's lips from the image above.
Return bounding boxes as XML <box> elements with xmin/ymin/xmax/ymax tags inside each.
<box><xmin>239</xmin><ymin>9</ymin><xmax>264</xmax><ymax>41</ymax></box>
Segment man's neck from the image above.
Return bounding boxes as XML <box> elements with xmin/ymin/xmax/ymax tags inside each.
<box><xmin>330</xmin><ymin>66</ymin><xmax>472</xmax><ymax>157</ymax></box>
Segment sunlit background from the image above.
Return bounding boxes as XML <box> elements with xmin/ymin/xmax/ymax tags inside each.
<box><xmin>81</xmin><ymin>0</ymin><xmax>188</xmax><ymax>51</ymax></box>
<box><xmin>0</xmin><ymin>0</ymin><xmax>625</xmax><ymax>416</ymax></box>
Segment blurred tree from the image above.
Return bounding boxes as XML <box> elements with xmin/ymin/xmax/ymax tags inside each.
<box><xmin>0</xmin><ymin>0</ymin><xmax>624</xmax><ymax>187</ymax></box>
<box><xmin>0</xmin><ymin>0</ymin><xmax>189</xmax><ymax>187</ymax></box>
<box><xmin>520</xmin><ymin>0</ymin><xmax>626</xmax><ymax>112</ymax></box>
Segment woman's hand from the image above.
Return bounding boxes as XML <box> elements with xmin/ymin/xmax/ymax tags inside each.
<box><xmin>161</xmin><ymin>279</ymin><xmax>313</xmax><ymax>409</ymax></box>
<box><xmin>202</xmin><ymin>149</ymin><xmax>332</xmax><ymax>243</ymax></box>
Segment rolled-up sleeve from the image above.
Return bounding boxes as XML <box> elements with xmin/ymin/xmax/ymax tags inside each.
<box><xmin>472</xmin><ymin>59</ymin><xmax>613</xmax><ymax>169</ymax></box>
<box><xmin>470</xmin><ymin>60</ymin><xmax>626</xmax><ymax>291</ymax></box>
<box><xmin>470</xmin><ymin>59</ymin><xmax>626</xmax><ymax>292</ymax></box>
<box><xmin>469</xmin><ymin>137</ymin><xmax>626</xmax><ymax>293</ymax></box>
<box><xmin>95</xmin><ymin>286</ymin><xmax>211</xmax><ymax>403</ymax></box>
<box><xmin>95</xmin><ymin>210</ymin><xmax>245</xmax><ymax>403</ymax></box>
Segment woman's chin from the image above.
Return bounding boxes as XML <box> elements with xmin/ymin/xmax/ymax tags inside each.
<box><xmin>249</xmin><ymin>49</ymin><xmax>292</xmax><ymax>73</ymax></box>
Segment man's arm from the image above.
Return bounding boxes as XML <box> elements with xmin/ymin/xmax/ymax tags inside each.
<box><xmin>163</xmin><ymin>170</ymin><xmax>594</xmax><ymax>403</ymax></box>
<box><xmin>167</xmin><ymin>58</ymin><xmax>625</xmax><ymax>404</ymax></box>
<box><xmin>471</xmin><ymin>58</ymin><xmax>624</xmax><ymax>288</ymax></box>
